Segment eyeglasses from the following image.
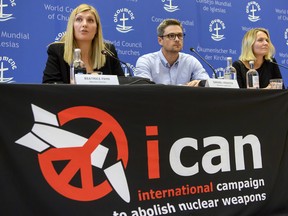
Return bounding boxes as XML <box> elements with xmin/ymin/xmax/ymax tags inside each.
<box><xmin>160</xmin><ymin>33</ymin><xmax>185</xmax><ymax>40</ymax></box>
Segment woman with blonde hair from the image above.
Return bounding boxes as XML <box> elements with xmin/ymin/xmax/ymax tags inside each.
<box><xmin>42</xmin><ymin>4</ymin><xmax>124</xmax><ymax>83</ymax></box>
<box><xmin>232</xmin><ymin>27</ymin><xmax>283</xmax><ymax>88</ymax></box>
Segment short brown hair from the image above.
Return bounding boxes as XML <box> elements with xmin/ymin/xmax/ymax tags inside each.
<box><xmin>157</xmin><ymin>19</ymin><xmax>183</xmax><ymax>36</ymax></box>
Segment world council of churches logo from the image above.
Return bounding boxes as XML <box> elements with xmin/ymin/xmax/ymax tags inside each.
<box><xmin>162</xmin><ymin>0</ymin><xmax>180</xmax><ymax>13</ymax></box>
<box><xmin>114</xmin><ymin>8</ymin><xmax>135</xmax><ymax>33</ymax></box>
<box><xmin>285</xmin><ymin>29</ymin><xmax>288</xmax><ymax>46</ymax></box>
<box><xmin>209</xmin><ymin>19</ymin><xmax>226</xmax><ymax>42</ymax></box>
<box><xmin>55</xmin><ymin>31</ymin><xmax>66</xmax><ymax>42</ymax></box>
<box><xmin>0</xmin><ymin>56</ymin><xmax>16</xmax><ymax>83</ymax></box>
<box><xmin>0</xmin><ymin>0</ymin><xmax>16</xmax><ymax>22</ymax></box>
<box><xmin>0</xmin><ymin>0</ymin><xmax>16</xmax><ymax>83</ymax></box>
<box><xmin>246</xmin><ymin>1</ymin><xmax>261</xmax><ymax>22</ymax></box>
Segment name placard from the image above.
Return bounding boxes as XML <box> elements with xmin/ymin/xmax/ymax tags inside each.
<box><xmin>205</xmin><ymin>78</ymin><xmax>239</xmax><ymax>89</ymax></box>
<box><xmin>75</xmin><ymin>74</ymin><xmax>119</xmax><ymax>85</ymax></box>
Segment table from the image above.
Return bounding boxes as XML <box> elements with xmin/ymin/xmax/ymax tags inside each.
<box><xmin>0</xmin><ymin>83</ymin><xmax>288</xmax><ymax>216</ymax></box>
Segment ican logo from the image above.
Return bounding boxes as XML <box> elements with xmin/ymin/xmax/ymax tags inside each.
<box><xmin>209</xmin><ymin>19</ymin><xmax>226</xmax><ymax>42</ymax></box>
<box><xmin>285</xmin><ymin>28</ymin><xmax>288</xmax><ymax>46</ymax></box>
<box><xmin>114</xmin><ymin>8</ymin><xmax>135</xmax><ymax>33</ymax></box>
<box><xmin>162</xmin><ymin>0</ymin><xmax>179</xmax><ymax>13</ymax></box>
<box><xmin>0</xmin><ymin>55</ymin><xmax>16</xmax><ymax>83</ymax></box>
<box><xmin>16</xmin><ymin>104</ymin><xmax>130</xmax><ymax>202</ymax></box>
<box><xmin>246</xmin><ymin>1</ymin><xmax>261</xmax><ymax>22</ymax></box>
<box><xmin>0</xmin><ymin>0</ymin><xmax>16</xmax><ymax>22</ymax></box>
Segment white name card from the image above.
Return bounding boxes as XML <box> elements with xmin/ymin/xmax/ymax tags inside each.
<box><xmin>205</xmin><ymin>78</ymin><xmax>239</xmax><ymax>89</ymax></box>
<box><xmin>75</xmin><ymin>74</ymin><xmax>119</xmax><ymax>85</ymax></box>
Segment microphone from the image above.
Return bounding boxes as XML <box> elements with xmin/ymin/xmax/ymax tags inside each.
<box><xmin>190</xmin><ymin>47</ymin><xmax>218</xmax><ymax>78</ymax></box>
<box><xmin>101</xmin><ymin>50</ymin><xmax>134</xmax><ymax>77</ymax></box>
<box><xmin>269</xmin><ymin>59</ymin><xmax>288</xmax><ymax>70</ymax></box>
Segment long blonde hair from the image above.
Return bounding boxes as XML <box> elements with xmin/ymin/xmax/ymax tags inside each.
<box><xmin>61</xmin><ymin>4</ymin><xmax>106</xmax><ymax>69</ymax></box>
<box><xmin>239</xmin><ymin>27</ymin><xmax>275</xmax><ymax>62</ymax></box>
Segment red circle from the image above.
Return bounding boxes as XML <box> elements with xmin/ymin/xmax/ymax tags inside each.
<box><xmin>38</xmin><ymin>106</ymin><xmax>128</xmax><ymax>201</ymax></box>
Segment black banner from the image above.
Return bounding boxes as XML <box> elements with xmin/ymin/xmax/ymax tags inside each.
<box><xmin>1</xmin><ymin>84</ymin><xmax>288</xmax><ymax>216</ymax></box>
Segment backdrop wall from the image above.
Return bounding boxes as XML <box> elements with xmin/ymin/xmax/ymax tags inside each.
<box><xmin>1</xmin><ymin>0</ymin><xmax>288</xmax><ymax>84</ymax></box>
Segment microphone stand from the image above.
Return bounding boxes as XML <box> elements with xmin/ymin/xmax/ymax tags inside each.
<box><xmin>101</xmin><ymin>50</ymin><xmax>134</xmax><ymax>77</ymax></box>
<box><xmin>190</xmin><ymin>48</ymin><xmax>218</xmax><ymax>79</ymax></box>
<box><xmin>270</xmin><ymin>60</ymin><xmax>288</xmax><ymax>70</ymax></box>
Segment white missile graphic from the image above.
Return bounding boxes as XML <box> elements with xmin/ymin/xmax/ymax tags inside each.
<box><xmin>15</xmin><ymin>104</ymin><xmax>130</xmax><ymax>203</ymax></box>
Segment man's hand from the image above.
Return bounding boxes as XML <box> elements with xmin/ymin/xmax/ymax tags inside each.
<box><xmin>185</xmin><ymin>80</ymin><xmax>201</xmax><ymax>87</ymax></box>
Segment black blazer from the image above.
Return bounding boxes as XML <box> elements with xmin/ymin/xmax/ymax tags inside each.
<box><xmin>42</xmin><ymin>43</ymin><xmax>124</xmax><ymax>83</ymax></box>
<box><xmin>232</xmin><ymin>58</ymin><xmax>283</xmax><ymax>88</ymax></box>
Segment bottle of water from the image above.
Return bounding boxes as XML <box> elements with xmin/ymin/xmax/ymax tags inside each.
<box><xmin>123</xmin><ymin>65</ymin><xmax>130</xmax><ymax>77</ymax></box>
<box><xmin>246</xmin><ymin>60</ymin><xmax>259</xmax><ymax>89</ymax></box>
<box><xmin>70</xmin><ymin>48</ymin><xmax>86</xmax><ymax>84</ymax></box>
<box><xmin>224</xmin><ymin>57</ymin><xmax>237</xmax><ymax>80</ymax></box>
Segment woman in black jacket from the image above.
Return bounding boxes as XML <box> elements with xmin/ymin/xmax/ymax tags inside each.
<box><xmin>232</xmin><ymin>28</ymin><xmax>283</xmax><ymax>89</ymax></box>
<box><xmin>42</xmin><ymin>4</ymin><xmax>124</xmax><ymax>84</ymax></box>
